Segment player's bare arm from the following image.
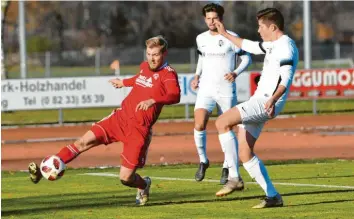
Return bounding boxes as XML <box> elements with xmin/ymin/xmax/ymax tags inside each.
<box><xmin>110</xmin><ymin>72</ymin><xmax>140</xmax><ymax>88</ymax></box>
<box><xmin>264</xmin><ymin>85</ymin><xmax>287</xmax><ymax>118</ymax></box>
<box><xmin>109</xmin><ymin>78</ymin><xmax>124</xmax><ymax>88</ymax></box>
<box><xmin>214</xmin><ymin>20</ymin><xmax>243</xmax><ymax>48</ymax></box>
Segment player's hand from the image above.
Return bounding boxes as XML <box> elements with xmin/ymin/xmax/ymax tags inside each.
<box><xmin>136</xmin><ymin>99</ymin><xmax>156</xmax><ymax>111</ymax></box>
<box><xmin>109</xmin><ymin>78</ymin><xmax>124</xmax><ymax>88</ymax></box>
<box><xmin>224</xmin><ymin>72</ymin><xmax>237</xmax><ymax>82</ymax></box>
<box><xmin>191</xmin><ymin>75</ymin><xmax>200</xmax><ymax>90</ymax></box>
<box><xmin>214</xmin><ymin>20</ymin><xmax>227</xmax><ymax>35</ymax></box>
<box><xmin>264</xmin><ymin>98</ymin><xmax>276</xmax><ymax>118</ymax></box>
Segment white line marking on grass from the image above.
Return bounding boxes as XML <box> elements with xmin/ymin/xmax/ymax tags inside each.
<box><xmin>269</xmin><ymin>182</ymin><xmax>354</xmax><ymax>189</ymax></box>
<box><xmin>80</xmin><ymin>173</ymin><xmax>354</xmax><ymax>190</ymax></box>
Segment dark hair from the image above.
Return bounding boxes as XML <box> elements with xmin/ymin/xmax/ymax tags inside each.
<box><xmin>202</xmin><ymin>3</ymin><xmax>224</xmax><ymax>20</ymax></box>
<box><xmin>256</xmin><ymin>8</ymin><xmax>284</xmax><ymax>31</ymax></box>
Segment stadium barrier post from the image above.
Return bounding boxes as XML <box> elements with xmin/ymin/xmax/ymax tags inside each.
<box><xmin>45</xmin><ymin>51</ymin><xmax>51</xmax><ymax>78</ymax></box>
<box><xmin>95</xmin><ymin>48</ymin><xmax>100</xmax><ymax>76</ymax></box>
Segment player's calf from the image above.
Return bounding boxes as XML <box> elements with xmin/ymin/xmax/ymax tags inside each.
<box><xmin>120</xmin><ymin>179</ymin><xmax>136</xmax><ymax>187</ymax></box>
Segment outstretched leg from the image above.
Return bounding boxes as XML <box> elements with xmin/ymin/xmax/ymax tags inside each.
<box><xmin>29</xmin><ymin>130</ymin><xmax>101</xmax><ymax>184</ymax></box>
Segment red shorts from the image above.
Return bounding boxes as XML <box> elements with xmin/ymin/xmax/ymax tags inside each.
<box><xmin>90</xmin><ymin>109</ymin><xmax>152</xmax><ymax>169</ymax></box>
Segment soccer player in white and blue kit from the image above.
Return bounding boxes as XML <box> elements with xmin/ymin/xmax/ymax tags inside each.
<box><xmin>192</xmin><ymin>3</ymin><xmax>252</xmax><ymax>185</ymax></box>
<box><xmin>213</xmin><ymin>8</ymin><xmax>299</xmax><ymax>208</ymax></box>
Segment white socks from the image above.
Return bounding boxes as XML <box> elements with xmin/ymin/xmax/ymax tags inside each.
<box><xmin>218</xmin><ymin>131</ymin><xmax>239</xmax><ymax>178</ymax></box>
<box><xmin>243</xmin><ymin>156</ymin><xmax>278</xmax><ymax>197</ymax></box>
<box><xmin>194</xmin><ymin>129</ymin><xmax>208</xmax><ymax>163</ymax></box>
<box><xmin>220</xmin><ymin>139</ymin><xmax>228</xmax><ymax>168</ymax></box>
<box><xmin>222</xmin><ymin>157</ymin><xmax>228</xmax><ymax>169</ymax></box>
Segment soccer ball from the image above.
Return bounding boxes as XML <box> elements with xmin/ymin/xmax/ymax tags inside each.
<box><xmin>40</xmin><ymin>155</ymin><xmax>66</xmax><ymax>181</ymax></box>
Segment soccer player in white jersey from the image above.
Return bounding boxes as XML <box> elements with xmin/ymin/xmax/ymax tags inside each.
<box><xmin>191</xmin><ymin>3</ymin><xmax>252</xmax><ymax>185</ymax></box>
<box><xmin>213</xmin><ymin>8</ymin><xmax>299</xmax><ymax>208</ymax></box>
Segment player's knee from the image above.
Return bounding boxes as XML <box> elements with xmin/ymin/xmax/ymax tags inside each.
<box><xmin>194</xmin><ymin>123</ymin><xmax>206</xmax><ymax>131</ymax></box>
<box><xmin>215</xmin><ymin>118</ymin><xmax>229</xmax><ymax>132</ymax></box>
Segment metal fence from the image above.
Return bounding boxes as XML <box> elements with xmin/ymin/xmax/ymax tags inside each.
<box><xmin>2</xmin><ymin>43</ymin><xmax>354</xmax><ymax>125</ymax></box>
<box><xmin>4</xmin><ymin>43</ymin><xmax>354</xmax><ymax>79</ymax></box>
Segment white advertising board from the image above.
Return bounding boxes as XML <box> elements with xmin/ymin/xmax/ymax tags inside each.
<box><xmin>1</xmin><ymin>73</ymin><xmax>251</xmax><ymax>111</ymax></box>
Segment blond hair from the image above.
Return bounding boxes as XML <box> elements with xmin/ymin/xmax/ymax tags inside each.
<box><xmin>145</xmin><ymin>35</ymin><xmax>168</xmax><ymax>53</ymax></box>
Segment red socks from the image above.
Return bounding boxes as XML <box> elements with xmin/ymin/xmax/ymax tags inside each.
<box><xmin>56</xmin><ymin>144</ymin><xmax>80</xmax><ymax>164</ymax></box>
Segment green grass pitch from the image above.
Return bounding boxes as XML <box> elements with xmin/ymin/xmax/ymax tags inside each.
<box><xmin>2</xmin><ymin>160</ymin><xmax>354</xmax><ymax>219</ymax></box>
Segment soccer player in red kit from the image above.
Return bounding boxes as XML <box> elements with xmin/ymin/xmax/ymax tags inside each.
<box><xmin>28</xmin><ymin>35</ymin><xmax>181</xmax><ymax>206</ymax></box>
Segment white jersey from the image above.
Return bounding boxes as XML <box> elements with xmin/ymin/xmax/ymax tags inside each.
<box><xmin>242</xmin><ymin>35</ymin><xmax>298</xmax><ymax>109</ymax></box>
<box><xmin>196</xmin><ymin>30</ymin><xmax>251</xmax><ymax>97</ymax></box>
<box><xmin>236</xmin><ymin>35</ymin><xmax>298</xmax><ymax>138</ymax></box>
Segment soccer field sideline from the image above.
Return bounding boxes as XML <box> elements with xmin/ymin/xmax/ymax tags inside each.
<box><xmin>1</xmin><ymin>114</ymin><xmax>295</xmax><ymax>129</ymax></box>
<box><xmin>81</xmin><ymin>172</ymin><xmax>354</xmax><ymax>190</ymax></box>
<box><xmin>3</xmin><ymin>124</ymin><xmax>354</xmax><ymax>144</ymax></box>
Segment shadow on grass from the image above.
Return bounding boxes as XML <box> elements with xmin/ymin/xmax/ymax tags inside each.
<box><xmin>1</xmin><ymin>190</ymin><xmax>203</xmax><ymax>216</ymax></box>
<box><xmin>2</xmin><ymin>189</ymin><xmax>354</xmax><ymax>216</ymax></box>
<box><xmin>143</xmin><ymin>189</ymin><xmax>354</xmax><ymax>207</ymax></box>
<box><xmin>287</xmin><ymin>199</ymin><xmax>354</xmax><ymax>207</ymax></box>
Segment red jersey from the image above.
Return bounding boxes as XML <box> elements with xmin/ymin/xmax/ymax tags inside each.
<box><xmin>121</xmin><ymin>61</ymin><xmax>181</xmax><ymax>128</ymax></box>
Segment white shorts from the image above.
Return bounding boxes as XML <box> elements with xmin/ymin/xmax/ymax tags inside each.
<box><xmin>194</xmin><ymin>93</ymin><xmax>237</xmax><ymax>115</ymax></box>
<box><xmin>236</xmin><ymin>96</ymin><xmax>272</xmax><ymax>139</ymax></box>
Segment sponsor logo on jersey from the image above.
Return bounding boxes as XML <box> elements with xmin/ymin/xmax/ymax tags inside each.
<box><xmin>136</xmin><ymin>75</ymin><xmax>153</xmax><ymax>88</ymax></box>
<box><xmin>218</xmin><ymin>40</ymin><xmax>224</xmax><ymax>47</ymax></box>
<box><xmin>153</xmin><ymin>73</ymin><xmax>159</xmax><ymax>80</ymax></box>
<box><xmin>202</xmin><ymin>52</ymin><xmax>226</xmax><ymax>57</ymax></box>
